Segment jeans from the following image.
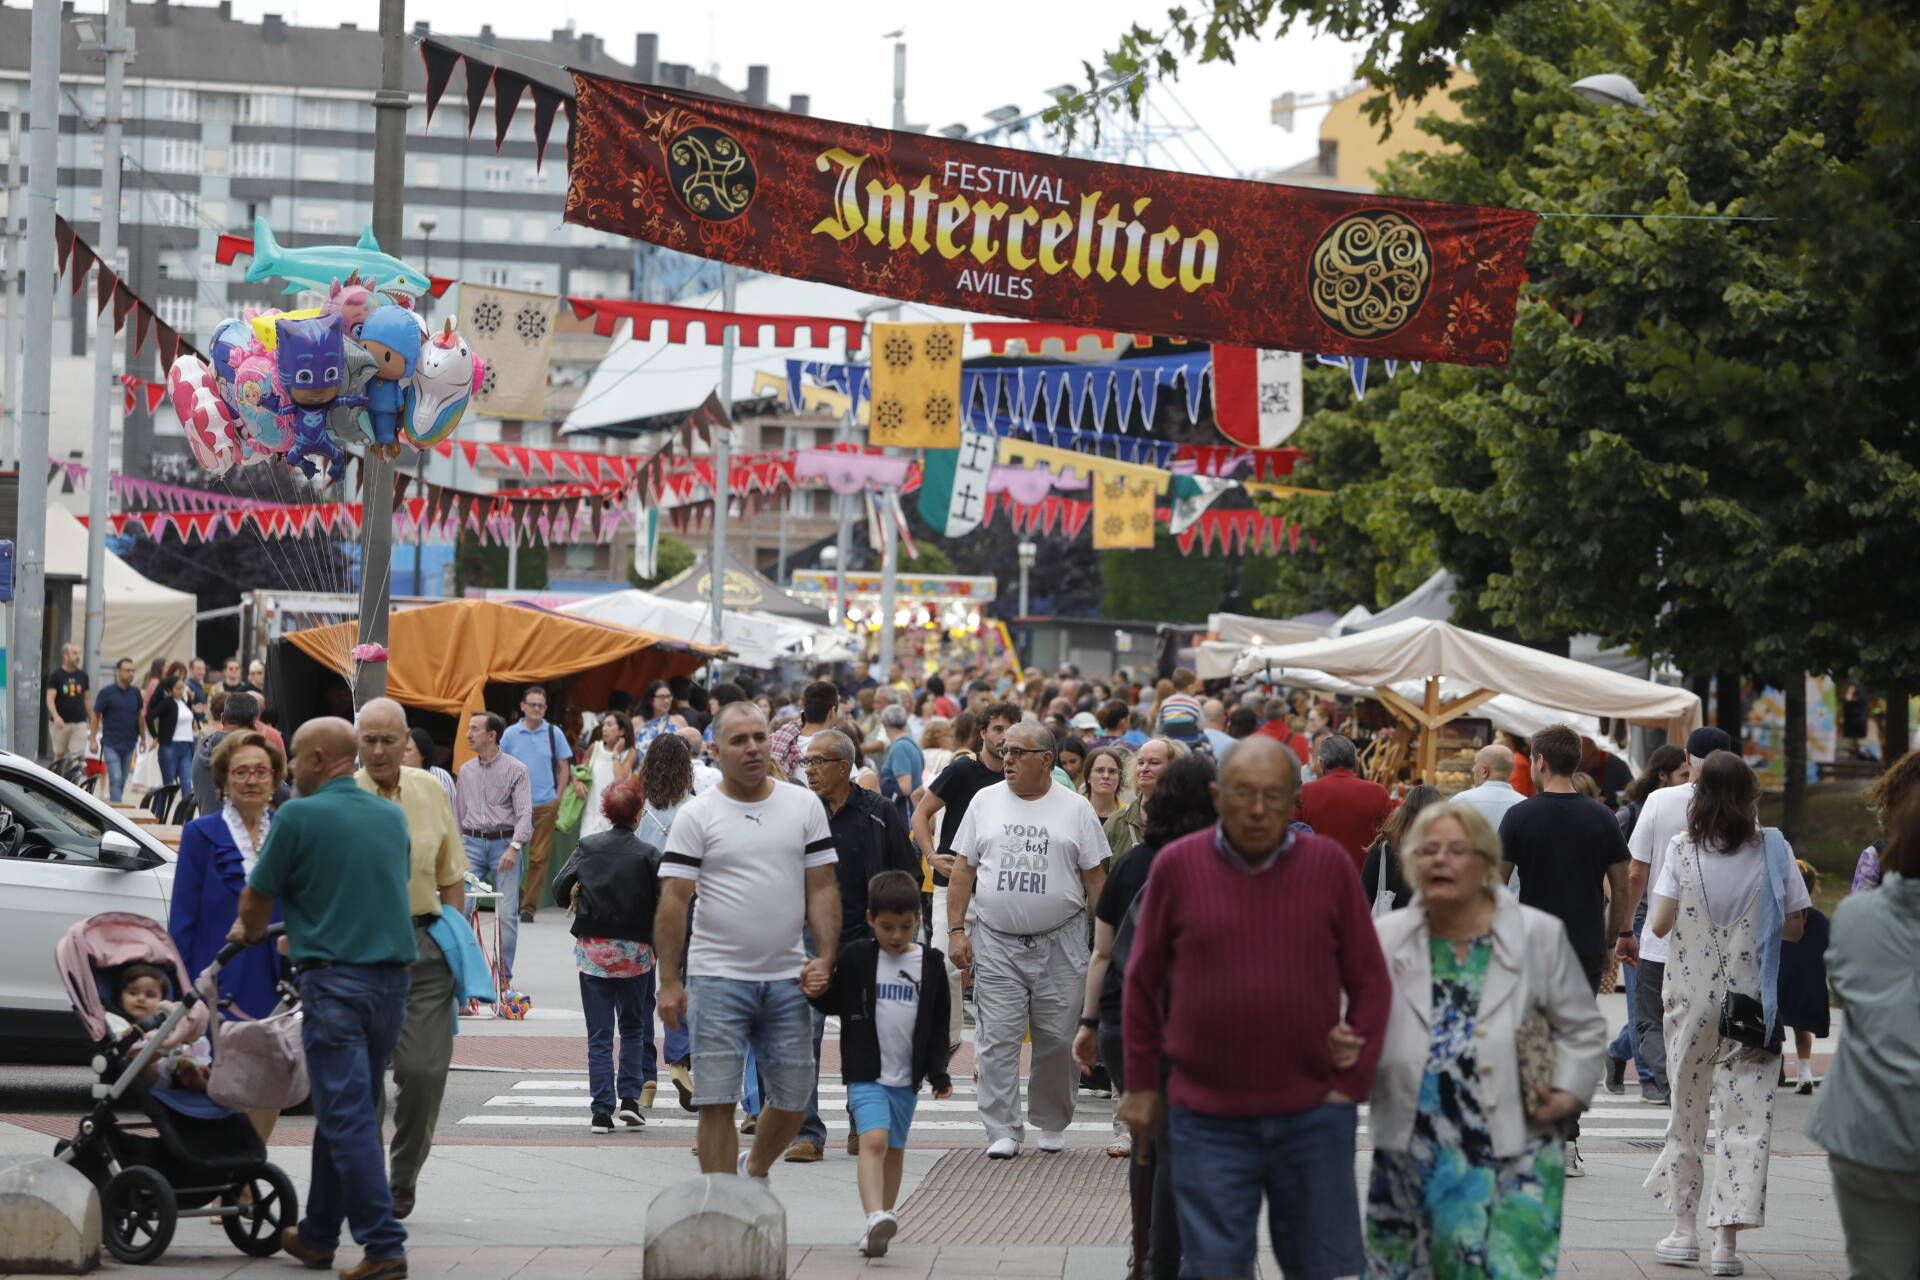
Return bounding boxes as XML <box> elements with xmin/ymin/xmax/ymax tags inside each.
<box><xmin>1168</xmin><ymin>1102</ymin><xmax>1363</xmax><ymax>1280</ymax></box>
<box><xmin>579</xmin><ymin>972</ymin><xmax>649</xmax><ymax>1116</ymax></box>
<box><xmin>663</xmin><ymin>1017</ymin><xmax>690</xmax><ymax>1066</ymax></box>
<box><xmin>686</xmin><ymin>975</ymin><xmax>816</xmax><ymax>1112</ymax></box>
<box><xmin>1609</xmin><ymin>962</ymin><xmax>1652</xmax><ymax>1085</ymax></box>
<box><xmin>102</xmin><ymin>743</ymin><xmax>134</xmax><ymax>802</ymax></box>
<box><xmin>1634</xmin><ymin>959</ymin><xmax>1670</xmax><ymax>1097</ymax></box>
<box><xmin>298</xmin><ymin>964</ymin><xmax>411</xmax><ymax>1262</ymax></box>
<box><xmin>463</xmin><ymin>836</ymin><xmax>519</xmax><ymax>983</ymax></box>
<box><xmin>158</xmin><ymin>739</ymin><xmax>194</xmax><ymax>790</ymax></box>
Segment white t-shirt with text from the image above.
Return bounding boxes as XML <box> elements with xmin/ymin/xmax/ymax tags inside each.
<box><xmin>660</xmin><ymin>782</ymin><xmax>836</xmax><ymax>981</ymax></box>
<box><xmin>951</xmin><ymin>781</ymin><xmax>1109</xmax><ymax>935</ymax></box>
<box><xmin>874</xmin><ymin>944</ymin><xmax>923</xmax><ymax>1088</ymax></box>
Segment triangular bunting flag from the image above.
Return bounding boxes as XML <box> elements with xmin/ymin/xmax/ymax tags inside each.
<box><xmin>462</xmin><ymin>54</ymin><xmax>494</xmax><ymax>139</ymax></box>
<box><xmin>420</xmin><ymin>40</ymin><xmax>462</xmax><ymax>124</ymax></box>
<box><xmin>492</xmin><ymin>67</ymin><xmax>531</xmax><ymax>152</ymax></box>
<box><xmin>54</xmin><ymin>217</ymin><xmax>75</xmax><ymax>275</ymax></box>
<box><xmin>68</xmin><ymin>241</ymin><xmax>95</xmax><ymax>296</ymax></box>
<box><xmin>529</xmin><ymin>81</ymin><xmax>566</xmax><ymax>171</ymax></box>
<box><xmin>95</xmin><ymin>262</ymin><xmax>117</xmax><ymax>316</ymax></box>
<box><xmin>132</xmin><ymin>304</ymin><xmax>153</xmax><ymax>356</ymax></box>
<box><xmin>111</xmin><ymin>281</ymin><xmax>137</xmax><ymax>332</ymax></box>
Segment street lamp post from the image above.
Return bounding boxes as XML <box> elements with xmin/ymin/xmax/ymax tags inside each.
<box><xmin>1017</xmin><ymin>540</ymin><xmax>1037</xmax><ymax>617</ymax></box>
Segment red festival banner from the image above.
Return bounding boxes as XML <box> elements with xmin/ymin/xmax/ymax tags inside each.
<box><xmin>563</xmin><ymin>75</ymin><xmax>1539</xmax><ymax>367</ymax></box>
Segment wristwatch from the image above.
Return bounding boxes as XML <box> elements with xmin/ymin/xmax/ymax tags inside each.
<box><xmin>1617</xmin><ymin>930</ymin><xmax>1635</xmax><ymax>938</ymax></box>
<box><xmin>1078</xmin><ymin>1017</ymin><xmax>1099</xmax><ymax>1030</ymax></box>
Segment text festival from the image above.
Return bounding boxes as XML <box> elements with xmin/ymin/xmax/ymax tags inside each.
<box><xmin>812</xmin><ymin>152</ymin><xmax>1222</xmax><ymax>302</ymax></box>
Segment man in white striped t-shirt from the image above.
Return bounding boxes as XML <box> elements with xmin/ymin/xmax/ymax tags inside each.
<box><xmin>655</xmin><ymin>703</ymin><xmax>842</xmax><ymax>1179</ymax></box>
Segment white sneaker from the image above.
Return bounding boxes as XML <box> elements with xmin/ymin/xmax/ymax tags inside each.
<box><xmin>1655</xmin><ymin>1232</ymin><xmax>1701</xmax><ymax>1264</ymax></box>
<box><xmin>1710</xmin><ymin>1247</ymin><xmax>1744</xmax><ymax>1277</ymax></box>
<box><xmin>1564</xmin><ymin>1142</ymin><xmax>1585</xmax><ymax>1178</ymax></box>
<box><xmin>859</xmin><ymin>1211</ymin><xmax>898</xmax><ymax>1258</ymax></box>
<box><xmin>985</xmin><ymin>1137</ymin><xmax>1020</xmax><ymax>1159</ymax></box>
<box><xmin>1036</xmin><ymin>1130</ymin><xmax>1066</xmax><ymax>1153</ymax></box>
<box><xmin>736</xmin><ymin>1151</ymin><xmax>766</xmax><ymax>1180</ymax></box>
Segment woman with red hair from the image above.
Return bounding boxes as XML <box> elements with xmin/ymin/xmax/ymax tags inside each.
<box><xmin>553</xmin><ymin>778</ymin><xmax>663</xmax><ymax>1134</ymax></box>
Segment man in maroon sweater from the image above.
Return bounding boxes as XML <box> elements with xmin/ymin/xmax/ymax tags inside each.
<box><xmin>1120</xmin><ymin>736</ymin><xmax>1389</xmax><ymax>1280</ymax></box>
<box><xmin>1294</xmin><ymin>734</ymin><xmax>1395</xmax><ymax>872</ymax></box>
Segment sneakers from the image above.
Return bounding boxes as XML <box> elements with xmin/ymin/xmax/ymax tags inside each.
<box><xmin>859</xmin><ymin>1211</ymin><xmax>899</xmax><ymax>1258</ymax></box>
<box><xmin>739</xmin><ymin>1114</ymin><xmax>758</xmax><ymax>1135</ymax></box>
<box><xmin>1795</xmin><ymin>1063</ymin><xmax>1816</xmax><ymax>1095</ymax></box>
<box><xmin>670</xmin><ymin>1062</ymin><xmax>695</xmax><ymax>1112</ymax></box>
<box><xmin>519</xmin><ymin>909</ymin><xmax>534</xmax><ymax>924</ymax></box>
<box><xmin>1654</xmin><ymin>1232</ymin><xmax>1701</xmax><ymax>1264</ymax></box>
<box><xmin>1604</xmin><ymin>1056</ymin><xmax>1627</xmax><ymax>1094</ymax></box>
<box><xmin>590</xmin><ymin>1112</ymin><xmax>615</xmax><ymax>1134</ymax></box>
<box><xmin>985</xmin><ymin>1137</ymin><xmax>1020</xmax><ymax>1159</ymax></box>
<box><xmin>616</xmin><ymin>1098</ymin><xmax>645</xmax><ymax>1128</ymax></box>
<box><xmin>1710</xmin><ymin>1246</ymin><xmax>1744</xmax><ymax>1276</ymax></box>
<box><xmin>639</xmin><ymin>1081</ymin><xmax>657</xmax><ymax>1110</ymax></box>
<box><xmin>784</xmin><ymin>1141</ymin><xmax>824</xmax><ymax>1163</ymax></box>
<box><xmin>1795</xmin><ymin>1078</ymin><xmax>1815</xmax><ymax>1096</ymax></box>
<box><xmin>1564</xmin><ymin>1142</ymin><xmax>1585</xmax><ymax>1178</ymax></box>
<box><xmin>1641</xmin><ymin>1087</ymin><xmax>1671</xmax><ymax>1106</ymax></box>
<box><xmin>1036</xmin><ymin>1130</ymin><xmax>1066</xmax><ymax>1153</ymax></box>
<box><xmin>1106</xmin><ymin>1131</ymin><xmax>1133</xmax><ymax>1159</ymax></box>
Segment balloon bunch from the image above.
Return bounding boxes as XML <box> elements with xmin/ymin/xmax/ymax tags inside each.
<box><xmin>167</xmin><ymin>222</ymin><xmax>485</xmax><ymax>486</ymax></box>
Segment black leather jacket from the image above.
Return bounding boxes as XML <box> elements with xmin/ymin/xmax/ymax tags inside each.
<box><xmin>551</xmin><ymin>829</ymin><xmax>661</xmax><ymax>944</ymax></box>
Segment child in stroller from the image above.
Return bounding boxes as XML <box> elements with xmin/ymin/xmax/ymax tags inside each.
<box><xmin>52</xmin><ymin>910</ymin><xmax>300</xmax><ymax>1266</ymax></box>
<box><xmin>108</xmin><ymin>964</ymin><xmax>212</xmax><ymax>1091</ymax></box>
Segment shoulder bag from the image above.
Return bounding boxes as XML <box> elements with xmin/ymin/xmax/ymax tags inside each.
<box><xmin>1693</xmin><ymin>845</ymin><xmax>1771</xmax><ymax>1051</ymax></box>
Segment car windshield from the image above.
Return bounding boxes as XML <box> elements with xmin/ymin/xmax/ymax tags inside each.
<box><xmin>0</xmin><ymin>770</ymin><xmax>111</xmax><ymax>860</ymax></box>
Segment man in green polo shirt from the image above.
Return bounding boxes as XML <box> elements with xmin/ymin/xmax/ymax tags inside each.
<box><xmin>230</xmin><ymin>716</ymin><xmax>414</xmax><ymax>1280</ymax></box>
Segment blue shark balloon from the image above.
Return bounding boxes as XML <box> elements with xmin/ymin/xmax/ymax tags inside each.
<box><xmin>244</xmin><ymin>216</ymin><xmax>431</xmax><ymax>299</ymax></box>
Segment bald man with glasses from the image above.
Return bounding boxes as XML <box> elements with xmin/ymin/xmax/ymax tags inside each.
<box><xmin>946</xmin><ymin>721</ymin><xmax>1110</xmax><ymax>1159</ymax></box>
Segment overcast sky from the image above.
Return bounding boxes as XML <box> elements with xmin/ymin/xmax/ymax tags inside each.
<box><xmin>173</xmin><ymin>0</ymin><xmax>1364</xmax><ymax>178</ymax></box>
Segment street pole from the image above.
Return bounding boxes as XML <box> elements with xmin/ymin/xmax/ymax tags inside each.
<box><xmin>775</xmin><ymin>424</ymin><xmax>790</xmax><ymax>584</ymax></box>
<box><xmin>352</xmin><ymin>0</ymin><xmax>406</xmax><ymax>704</ymax></box>
<box><xmin>83</xmin><ymin>0</ymin><xmax>128</xmax><ymax>688</ymax></box>
<box><xmin>709</xmin><ymin>265</ymin><xmax>734</xmax><ymax>663</ymax></box>
<box><xmin>2</xmin><ymin>112</ymin><xmax>22</xmax><ymax>471</ymax></box>
<box><xmin>877</xmin><ymin>494</ymin><xmax>898</xmax><ymax>674</ymax></box>
<box><xmin>12</xmin><ymin>0</ymin><xmax>60</xmax><ymax>756</ymax></box>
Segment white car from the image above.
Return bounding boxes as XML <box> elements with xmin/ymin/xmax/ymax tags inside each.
<box><xmin>0</xmin><ymin>750</ymin><xmax>177</xmax><ymax>1063</ymax></box>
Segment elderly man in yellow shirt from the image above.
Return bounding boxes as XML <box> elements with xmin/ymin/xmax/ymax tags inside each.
<box><xmin>356</xmin><ymin>697</ymin><xmax>465</xmax><ymax>1223</ymax></box>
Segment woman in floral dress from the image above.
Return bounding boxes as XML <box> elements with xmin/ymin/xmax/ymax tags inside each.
<box><xmin>1363</xmin><ymin>802</ymin><xmax>1608</xmax><ymax>1279</ymax></box>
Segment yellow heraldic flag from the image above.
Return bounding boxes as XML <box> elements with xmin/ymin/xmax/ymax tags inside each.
<box><xmin>1094</xmin><ymin>474</ymin><xmax>1158</xmax><ymax>550</ymax></box>
<box><xmin>459</xmin><ymin>283</ymin><xmax>559</xmax><ymax>420</ymax></box>
<box><xmin>869</xmin><ymin>323</ymin><xmax>964</xmax><ymax>448</ymax></box>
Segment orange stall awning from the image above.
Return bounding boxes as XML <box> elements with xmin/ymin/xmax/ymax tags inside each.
<box><xmin>283</xmin><ymin>599</ymin><xmax>723</xmax><ymax>765</ymax></box>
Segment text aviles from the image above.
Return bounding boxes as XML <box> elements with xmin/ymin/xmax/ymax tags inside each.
<box><xmin>810</xmin><ymin>148</ymin><xmax>1220</xmax><ymax>294</ymax></box>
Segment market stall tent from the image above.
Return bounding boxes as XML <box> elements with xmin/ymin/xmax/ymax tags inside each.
<box><xmin>559</xmin><ymin>588</ymin><xmax>851</xmax><ymax>669</ymax></box>
<box><xmin>651</xmin><ymin>551</ymin><xmax>832</xmax><ymax>625</ymax></box>
<box><xmin>276</xmin><ymin>599</ymin><xmax>722</xmax><ymax>764</ymax></box>
<box><xmin>47</xmin><ymin>502</ymin><xmax>195</xmax><ymax>672</ymax></box>
<box><xmin>1233</xmin><ymin>617</ymin><xmax>1701</xmax><ymax>781</ymax></box>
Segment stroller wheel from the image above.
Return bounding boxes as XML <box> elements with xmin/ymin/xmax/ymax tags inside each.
<box><xmin>223</xmin><ymin>1162</ymin><xmax>299</xmax><ymax>1258</ymax></box>
<box><xmin>102</xmin><ymin>1166</ymin><xmax>176</xmax><ymax>1264</ymax></box>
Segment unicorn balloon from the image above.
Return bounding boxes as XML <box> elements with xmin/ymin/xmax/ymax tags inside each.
<box><xmin>404</xmin><ymin>319</ymin><xmax>480</xmax><ymax>447</ymax></box>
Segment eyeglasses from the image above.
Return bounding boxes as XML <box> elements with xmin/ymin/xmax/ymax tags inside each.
<box><xmin>1415</xmin><ymin>842</ymin><xmax>1480</xmax><ymax>859</ymax></box>
<box><xmin>1221</xmin><ymin>785</ymin><xmax>1292</xmax><ymax>808</ymax></box>
<box><xmin>1001</xmin><ymin>747</ymin><xmax>1052</xmax><ymax>761</ymax></box>
<box><xmin>229</xmin><ymin>766</ymin><xmax>274</xmax><ymax>782</ymax></box>
<box><xmin>797</xmin><ymin>756</ymin><xmax>848</xmax><ymax>769</ymax></box>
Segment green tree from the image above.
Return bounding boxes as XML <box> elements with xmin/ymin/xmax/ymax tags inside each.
<box><xmin>1100</xmin><ymin>531</ymin><xmax>1230</xmax><ymax>622</ymax></box>
<box><xmin>627</xmin><ymin>533</ymin><xmax>696</xmax><ymax>590</ymax></box>
<box><xmin>899</xmin><ymin>542</ymin><xmax>953</xmax><ymax>575</ymax></box>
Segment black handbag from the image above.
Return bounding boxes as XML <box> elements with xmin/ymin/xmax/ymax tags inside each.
<box><xmin>1694</xmin><ymin>847</ymin><xmax>1773</xmax><ymax>1052</ymax></box>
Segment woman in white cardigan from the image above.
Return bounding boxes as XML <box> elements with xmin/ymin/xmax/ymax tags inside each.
<box><xmin>1353</xmin><ymin>801</ymin><xmax>1608</xmax><ymax>1279</ymax></box>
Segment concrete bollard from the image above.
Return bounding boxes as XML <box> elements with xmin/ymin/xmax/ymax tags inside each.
<box><xmin>642</xmin><ymin>1174</ymin><xmax>785</xmax><ymax>1280</ymax></box>
<box><xmin>0</xmin><ymin>1154</ymin><xmax>101</xmax><ymax>1275</ymax></box>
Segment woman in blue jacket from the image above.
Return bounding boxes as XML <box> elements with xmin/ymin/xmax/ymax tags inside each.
<box><xmin>167</xmin><ymin>730</ymin><xmax>286</xmax><ymax>1137</ymax></box>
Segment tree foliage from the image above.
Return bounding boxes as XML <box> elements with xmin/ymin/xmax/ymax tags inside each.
<box><xmin>627</xmin><ymin>533</ymin><xmax>696</xmax><ymax>591</ymax></box>
<box><xmin>1243</xmin><ymin>0</ymin><xmax>1920</xmax><ymax>688</ymax></box>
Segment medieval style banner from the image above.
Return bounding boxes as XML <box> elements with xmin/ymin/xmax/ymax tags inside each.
<box><xmin>563</xmin><ymin>75</ymin><xmax>1539</xmax><ymax>366</ymax></box>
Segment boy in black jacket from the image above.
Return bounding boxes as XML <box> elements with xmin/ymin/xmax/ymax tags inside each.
<box><xmin>808</xmin><ymin>870</ymin><xmax>953</xmax><ymax>1258</ymax></box>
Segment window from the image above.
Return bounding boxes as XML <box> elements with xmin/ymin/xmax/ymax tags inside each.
<box><xmin>199</xmin><ymin>253</ymin><xmax>226</xmax><ymax>284</ymax></box>
<box><xmin>155</xmin><ymin>295</ymin><xmax>197</xmax><ymax>334</ymax></box>
<box><xmin>483</xmin><ymin>163</ymin><xmax>512</xmax><ymax>192</ymax></box>
<box><xmin>479</xmin><ymin>214</ymin><xmax>512</xmax><ymax>241</ymax></box>
<box><xmin>0</xmin><ymin>769</ymin><xmax>115</xmax><ymax>862</ymax></box>
<box><xmin>299</xmin><ymin>97</ymin><xmax>340</xmax><ymax>129</ymax></box>
<box><xmin>295</xmin><ymin>205</ymin><xmax>339</xmax><ymax>234</ymax></box>
<box><xmin>231</xmin><ymin>143</ymin><xmax>275</xmax><ymax>178</ymax></box>
<box><xmin>157</xmin><ymin>138</ymin><xmax>202</xmax><ymax>174</ymax></box>
<box><xmin>519</xmin><ymin>269</ymin><xmax>548</xmax><ymax>293</ymax></box>
<box><xmin>303</xmin><ymin>153</ymin><xmax>342</xmax><ymax>183</ymax></box>
<box><xmin>520</xmin><ymin>220</ymin><xmax>548</xmax><ymax>244</ymax></box>
<box><xmin>153</xmin><ymin>192</ymin><xmax>197</xmax><ymax>228</ymax></box>
<box><xmin>235</xmin><ymin>92</ymin><xmax>274</xmax><ymax>124</ymax></box>
<box><xmin>481</xmin><ymin>266</ymin><xmax>510</xmax><ymax>287</ymax></box>
<box><xmin>413</xmin><ymin>158</ymin><xmax>442</xmax><ymax>186</ymax></box>
<box><xmin>523</xmin><ymin>167</ymin><xmax>549</xmax><ymax>190</ymax></box>
<box><xmin>164</xmin><ymin>88</ymin><xmax>199</xmax><ymax>122</ymax></box>
<box><xmin>200</xmin><ymin>199</ymin><xmax>227</xmax><ymax>227</ymax></box>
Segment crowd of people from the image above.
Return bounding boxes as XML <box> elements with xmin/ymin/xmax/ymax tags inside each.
<box><xmin>120</xmin><ymin>647</ymin><xmax>1919</xmax><ymax>1280</ymax></box>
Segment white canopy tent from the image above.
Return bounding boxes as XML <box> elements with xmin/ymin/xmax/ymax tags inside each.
<box><xmin>1198</xmin><ymin>612</ymin><xmax>1335</xmax><ymax>680</ymax></box>
<box><xmin>1233</xmin><ymin>617</ymin><xmax>1700</xmax><ymax>781</ymax></box>
<box><xmin>558</xmin><ymin>588</ymin><xmax>852</xmax><ymax>669</ymax></box>
<box><xmin>48</xmin><ymin>503</ymin><xmax>195</xmax><ymax>673</ymax></box>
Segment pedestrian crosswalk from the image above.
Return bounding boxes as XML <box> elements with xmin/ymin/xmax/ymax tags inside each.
<box><xmin>452</xmin><ymin>1077</ymin><xmax>1678</xmax><ymax>1142</ymax></box>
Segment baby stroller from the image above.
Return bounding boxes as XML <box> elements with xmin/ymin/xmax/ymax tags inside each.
<box><xmin>52</xmin><ymin>912</ymin><xmax>300</xmax><ymax>1265</ymax></box>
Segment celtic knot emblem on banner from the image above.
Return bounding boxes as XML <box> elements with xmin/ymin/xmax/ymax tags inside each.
<box><xmin>666</xmin><ymin>126</ymin><xmax>756</xmax><ymax>222</ymax></box>
<box><xmin>1309</xmin><ymin>210</ymin><xmax>1433</xmax><ymax>339</ymax></box>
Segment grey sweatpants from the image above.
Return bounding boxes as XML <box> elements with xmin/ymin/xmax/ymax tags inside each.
<box><xmin>971</xmin><ymin>917</ymin><xmax>1088</xmax><ymax>1144</ymax></box>
<box><xmin>378</xmin><ymin>929</ymin><xmax>456</xmax><ymax>1191</ymax></box>
<box><xmin>1633</xmin><ymin>958</ymin><xmax>1669</xmax><ymax>1095</ymax></box>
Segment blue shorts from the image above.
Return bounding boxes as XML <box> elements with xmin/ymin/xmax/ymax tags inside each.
<box><xmin>1168</xmin><ymin>1101</ymin><xmax>1362</xmax><ymax>1280</ymax></box>
<box><xmin>847</xmin><ymin>1081</ymin><xmax>918</xmax><ymax>1150</ymax></box>
<box><xmin>686</xmin><ymin>975</ymin><xmax>816</xmax><ymax>1113</ymax></box>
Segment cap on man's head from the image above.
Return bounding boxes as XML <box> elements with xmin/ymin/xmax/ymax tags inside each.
<box><xmin>1685</xmin><ymin>726</ymin><xmax>1733</xmax><ymax>760</ymax></box>
<box><xmin>1069</xmin><ymin>711</ymin><xmax>1100</xmax><ymax>733</ymax></box>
